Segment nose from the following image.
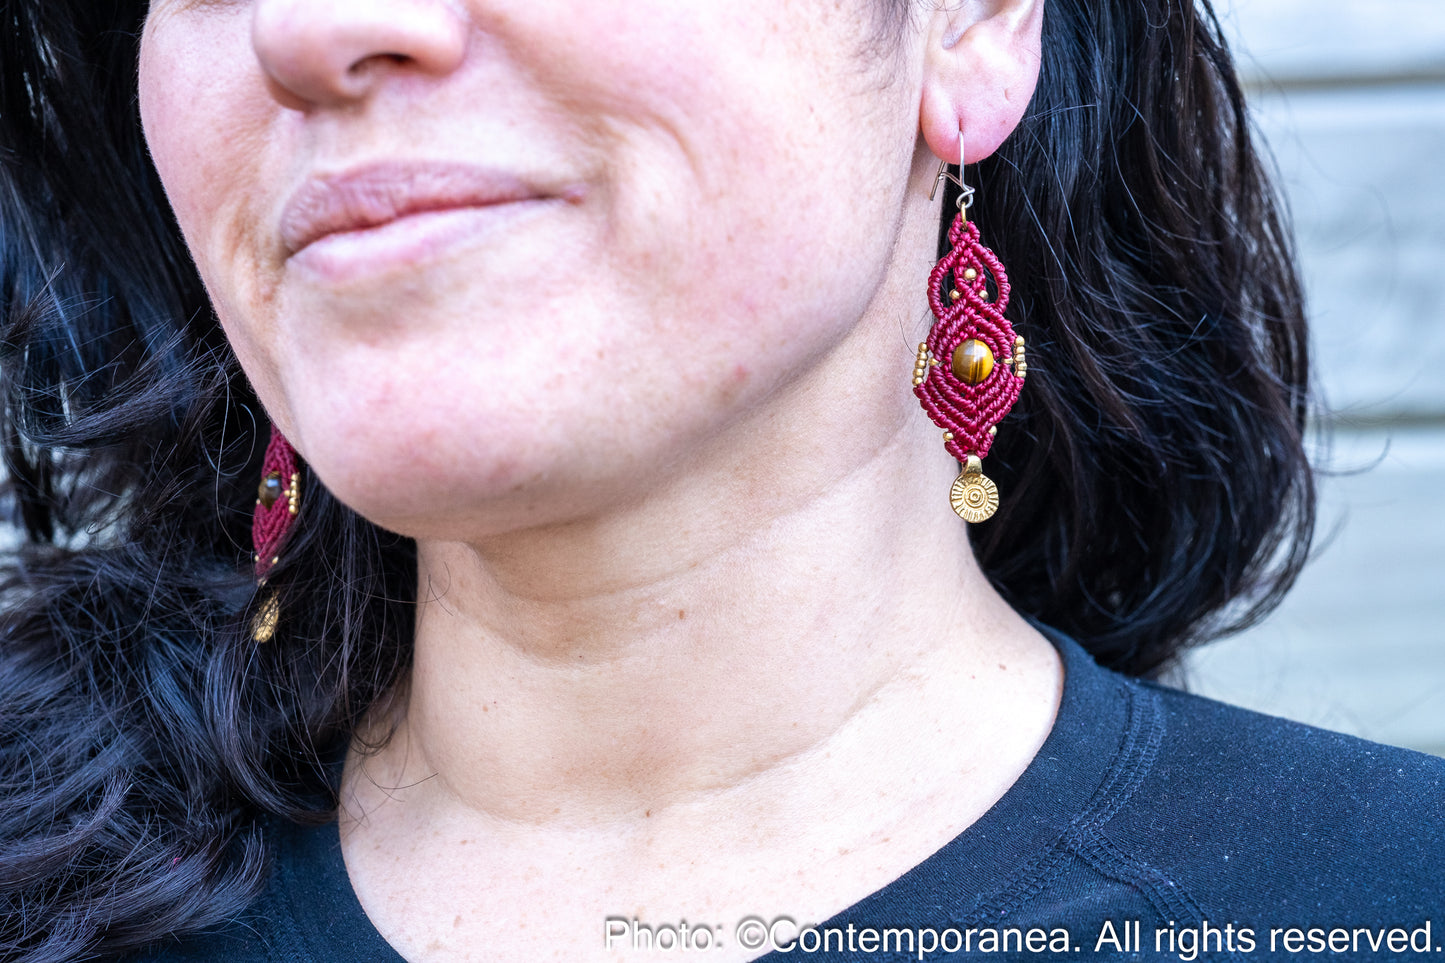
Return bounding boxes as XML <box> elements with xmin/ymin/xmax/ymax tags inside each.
<box><xmin>252</xmin><ymin>0</ymin><xmax>468</xmax><ymax>109</ymax></box>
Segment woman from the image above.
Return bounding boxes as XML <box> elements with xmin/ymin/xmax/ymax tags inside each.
<box><xmin>2</xmin><ymin>0</ymin><xmax>1441</xmax><ymax>960</ymax></box>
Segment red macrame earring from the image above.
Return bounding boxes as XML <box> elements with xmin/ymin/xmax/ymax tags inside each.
<box><xmin>913</xmin><ymin>139</ymin><xmax>1028</xmax><ymax>522</ymax></box>
<box><xmin>250</xmin><ymin>423</ymin><xmax>300</xmax><ymax>642</ymax></box>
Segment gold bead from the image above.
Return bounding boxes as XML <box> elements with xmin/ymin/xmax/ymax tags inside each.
<box><xmin>1015</xmin><ymin>336</ymin><xmax>1025</xmax><ymax>347</ymax></box>
<box><xmin>963</xmin><ymin>268</ymin><xmax>978</xmax><ymax>281</ymax></box>
<box><xmin>989</xmin><ymin>426</ymin><xmax>997</xmax><ymax>436</ymax></box>
<box><xmin>951</xmin><ymin>339</ymin><xmax>994</xmax><ymax>385</ymax></box>
<box><xmin>949</xmin><ymin>289</ymin><xmax>961</xmax><ymax>302</ymax></box>
<box><xmin>943</xmin><ymin>431</ymin><xmax>954</xmax><ymax>441</ymax></box>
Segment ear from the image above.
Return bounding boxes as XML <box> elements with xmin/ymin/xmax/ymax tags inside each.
<box><xmin>919</xmin><ymin>0</ymin><xmax>1044</xmax><ymax>166</ymax></box>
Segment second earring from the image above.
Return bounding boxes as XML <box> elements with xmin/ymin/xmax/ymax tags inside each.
<box><xmin>250</xmin><ymin>424</ymin><xmax>300</xmax><ymax>643</ymax></box>
<box><xmin>912</xmin><ymin>156</ymin><xmax>1028</xmax><ymax>523</ymax></box>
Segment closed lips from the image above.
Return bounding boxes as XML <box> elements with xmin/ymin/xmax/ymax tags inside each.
<box><xmin>279</xmin><ymin>163</ymin><xmax>543</xmax><ymax>255</ymax></box>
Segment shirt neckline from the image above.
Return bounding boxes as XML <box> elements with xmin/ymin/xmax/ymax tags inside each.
<box><xmin>269</xmin><ymin>629</ymin><xmax>1136</xmax><ymax>959</ymax></box>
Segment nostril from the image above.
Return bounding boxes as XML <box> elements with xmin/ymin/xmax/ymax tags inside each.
<box><xmin>252</xmin><ymin>0</ymin><xmax>468</xmax><ymax>109</ymax></box>
<box><xmin>347</xmin><ymin>53</ymin><xmax>413</xmax><ymax>77</ymax></box>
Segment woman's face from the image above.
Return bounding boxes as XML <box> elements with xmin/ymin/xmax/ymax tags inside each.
<box><xmin>139</xmin><ymin>0</ymin><xmax>929</xmax><ymax>537</ymax></box>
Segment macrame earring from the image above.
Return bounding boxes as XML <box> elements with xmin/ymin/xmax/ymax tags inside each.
<box><xmin>250</xmin><ymin>424</ymin><xmax>300</xmax><ymax>643</ymax></box>
<box><xmin>912</xmin><ymin>137</ymin><xmax>1028</xmax><ymax>523</ymax></box>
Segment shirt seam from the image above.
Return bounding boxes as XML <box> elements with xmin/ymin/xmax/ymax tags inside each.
<box><xmin>956</xmin><ymin>680</ymin><xmax>1166</xmax><ymax>926</ymax></box>
<box><xmin>1074</xmin><ymin>830</ymin><xmax>1251</xmax><ymax>963</ymax></box>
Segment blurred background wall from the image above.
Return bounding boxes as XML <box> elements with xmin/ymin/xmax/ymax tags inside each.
<box><xmin>1182</xmin><ymin>0</ymin><xmax>1445</xmax><ymax>755</ymax></box>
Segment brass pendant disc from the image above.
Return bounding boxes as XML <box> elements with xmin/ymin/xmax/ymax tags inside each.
<box><xmin>950</xmin><ymin>470</ymin><xmax>999</xmax><ymax>522</ymax></box>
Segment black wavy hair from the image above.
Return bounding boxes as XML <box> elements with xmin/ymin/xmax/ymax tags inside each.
<box><xmin>0</xmin><ymin>0</ymin><xmax>1311</xmax><ymax>958</ymax></box>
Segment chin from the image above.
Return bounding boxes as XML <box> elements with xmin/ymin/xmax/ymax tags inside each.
<box><xmin>294</xmin><ymin>418</ymin><xmax>552</xmax><ymax>538</ymax></box>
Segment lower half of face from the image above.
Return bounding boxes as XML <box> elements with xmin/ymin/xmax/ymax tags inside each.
<box><xmin>141</xmin><ymin>0</ymin><xmax>927</xmax><ymax>540</ymax></box>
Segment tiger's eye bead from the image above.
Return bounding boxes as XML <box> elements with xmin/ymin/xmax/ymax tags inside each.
<box><xmin>258</xmin><ymin>472</ymin><xmax>283</xmax><ymax>508</ymax></box>
<box><xmin>951</xmin><ymin>339</ymin><xmax>994</xmax><ymax>385</ymax></box>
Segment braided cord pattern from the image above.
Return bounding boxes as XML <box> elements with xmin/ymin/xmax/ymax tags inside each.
<box><xmin>252</xmin><ymin>424</ymin><xmax>300</xmax><ymax>579</ymax></box>
<box><xmin>914</xmin><ymin>215</ymin><xmax>1023</xmax><ymax>462</ymax></box>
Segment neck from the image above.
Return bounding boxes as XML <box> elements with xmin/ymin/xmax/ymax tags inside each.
<box><xmin>341</xmin><ymin>190</ymin><xmax>1060</xmax><ymax>836</ymax></box>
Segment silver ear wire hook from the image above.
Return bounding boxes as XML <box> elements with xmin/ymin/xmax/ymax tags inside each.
<box><xmin>928</xmin><ymin>128</ymin><xmax>975</xmax><ymax>222</ymax></box>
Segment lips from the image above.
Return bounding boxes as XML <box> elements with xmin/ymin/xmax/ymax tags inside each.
<box><xmin>278</xmin><ymin>162</ymin><xmax>545</xmax><ymax>256</ymax></box>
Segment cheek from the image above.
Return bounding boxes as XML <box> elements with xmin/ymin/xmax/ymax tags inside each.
<box><xmin>140</xmin><ymin>12</ymin><xmax>242</xmax><ymax>237</ymax></box>
<box><xmin>139</xmin><ymin>10</ymin><xmax>284</xmax><ymax>381</ymax></box>
<box><xmin>533</xmin><ymin>0</ymin><xmax>913</xmax><ymax>327</ymax></box>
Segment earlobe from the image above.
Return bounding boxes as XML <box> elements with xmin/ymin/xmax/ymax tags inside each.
<box><xmin>918</xmin><ymin>0</ymin><xmax>1044</xmax><ymax>167</ymax></box>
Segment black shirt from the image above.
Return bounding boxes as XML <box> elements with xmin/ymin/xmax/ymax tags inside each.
<box><xmin>128</xmin><ymin>632</ymin><xmax>1445</xmax><ymax>961</ymax></box>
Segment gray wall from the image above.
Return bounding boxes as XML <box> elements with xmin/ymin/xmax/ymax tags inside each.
<box><xmin>1183</xmin><ymin>0</ymin><xmax>1445</xmax><ymax>754</ymax></box>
